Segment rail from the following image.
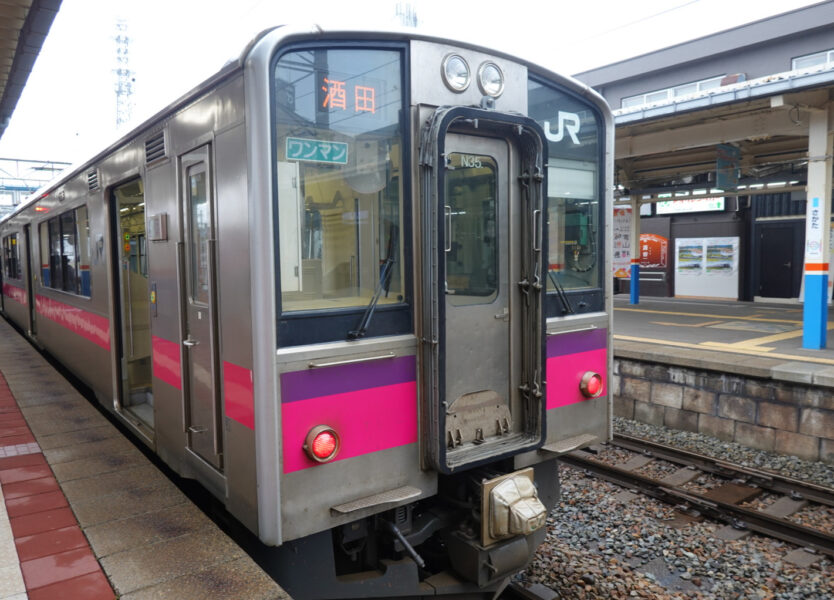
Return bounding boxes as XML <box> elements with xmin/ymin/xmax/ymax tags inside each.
<box><xmin>560</xmin><ymin>436</ymin><xmax>834</xmax><ymax>558</ymax></box>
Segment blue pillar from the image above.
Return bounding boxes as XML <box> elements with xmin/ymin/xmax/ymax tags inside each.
<box><xmin>801</xmin><ymin>104</ymin><xmax>833</xmax><ymax>350</ymax></box>
<box><xmin>630</xmin><ymin>262</ymin><xmax>640</xmax><ymax>305</ymax></box>
<box><xmin>803</xmin><ymin>270</ymin><xmax>828</xmax><ymax>349</ymax></box>
<box><xmin>629</xmin><ymin>197</ymin><xmax>640</xmax><ymax>305</ymax></box>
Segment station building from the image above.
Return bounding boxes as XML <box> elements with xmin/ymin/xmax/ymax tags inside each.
<box><xmin>575</xmin><ymin>1</ymin><xmax>834</xmax><ymax>305</ymax></box>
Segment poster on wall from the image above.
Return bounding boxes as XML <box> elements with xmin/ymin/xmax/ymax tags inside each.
<box><xmin>705</xmin><ymin>242</ymin><xmax>736</xmax><ymax>274</ymax></box>
<box><xmin>611</xmin><ymin>208</ymin><xmax>671</xmax><ymax>279</ymax></box>
<box><xmin>674</xmin><ymin>237</ymin><xmax>739</xmax><ymax>298</ymax></box>
<box><xmin>612</xmin><ymin>207</ymin><xmax>631</xmax><ymax>278</ymax></box>
<box><xmin>676</xmin><ymin>243</ymin><xmax>704</xmax><ymax>273</ymax></box>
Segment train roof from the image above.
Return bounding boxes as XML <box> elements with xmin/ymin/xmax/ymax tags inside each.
<box><xmin>1</xmin><ymin>24</ymin><xmax>609</xmax><ymax>226</ymax></box>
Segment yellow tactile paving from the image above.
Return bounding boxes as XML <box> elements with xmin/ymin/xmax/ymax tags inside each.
<box><xmin>615</xmin><ymin>306</ymin><xmax>802</xmax><ymax>324</ymax></box>
<box><xmin>650</xmin><ymin>320</ymin><xmax>725</xmax><ymax>328</ymax></box>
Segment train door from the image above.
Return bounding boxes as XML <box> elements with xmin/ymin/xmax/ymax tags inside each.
<box><xmin>179</xmin><ymin>146</ymin><xmax>223</xmax><ymax>470</ymax></box>
<box><xmin>421</xmin><ymin>109</ymin><xmax>546</xmax><ymax>473</ymax></box>
<box><xmin>23</xmin><ymin>225</ymin><xmax>36</xmax><ymax>335</ymax></box>
<box><xmin>443</xmin><ymin>135</ymin><xmax>514</xmax><ymax>441</ymax></box>
<box><xmin>110</xmin><ymin>178</ymin><xmax>154</xmax><ymax>432</ymax></box>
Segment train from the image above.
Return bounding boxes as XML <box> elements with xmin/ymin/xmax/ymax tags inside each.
<box><xmin>0</xmin><ymin>25</ymin><xmax>613</xmax><ymax>599</ymax></box>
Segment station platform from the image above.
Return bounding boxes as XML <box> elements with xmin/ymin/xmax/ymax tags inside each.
<box><xmin>613</xmin><ymin>295</ymin><xmax>834</xmax><ymax>385</ymax></box>
<box><xmin>0</xmin><ymin>318</ymin><xmax>290</xmax><ymax>599</ymax></box>
<box><xmin>612</xmin><ymin>294</ymin><xmax>834</xmax><ymax>464</ymax></box>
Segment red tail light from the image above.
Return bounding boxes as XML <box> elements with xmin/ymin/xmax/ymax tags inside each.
<box><xmin>579</xmin><ymin>371</ymin><xmax>603</xmax><ymax>398</ymax></box>
<box><xmin>304</xmin><ymin>425</ymin><xmax>340</xmax><ymax>463</ymax></box>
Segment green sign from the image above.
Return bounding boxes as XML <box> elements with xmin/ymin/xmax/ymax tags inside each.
<box><xmin>286</xmin><ymin>137</ymin><xmax>348</xmax><ymax>165</ymax></box>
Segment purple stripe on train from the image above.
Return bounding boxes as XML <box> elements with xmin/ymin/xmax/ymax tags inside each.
<box><xmin>281</xmin><ymin>355</ymin><xmax>416</xmax><ymax>403</ymax></box>
<box><xmin>546</xmin><ymin>328</ymin><xmax>606</xmax><ymax>357</ymax></box>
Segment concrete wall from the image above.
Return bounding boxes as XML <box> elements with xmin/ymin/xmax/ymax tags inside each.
<box><xmin>612</xmin><ymin>358</ymin><xmax>834</xmax><ymax>465</ymax></box>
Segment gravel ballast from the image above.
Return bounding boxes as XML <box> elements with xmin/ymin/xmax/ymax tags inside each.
<box><xmin>520</xmin><ymin>418</ymin><xmax>834</xmax><ymax>599</ymax></box>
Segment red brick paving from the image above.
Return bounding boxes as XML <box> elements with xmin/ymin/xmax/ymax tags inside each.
<box><xmin>0</xmin><ymin>373</ymin><xmax>114</xmax><ymax>599</ymax></box>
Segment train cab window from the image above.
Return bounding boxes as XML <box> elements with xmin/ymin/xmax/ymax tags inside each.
<box><xmin>547</xmin><ymin>159</ymin><xmax>599</xmax><ymax>288</ymax></box>
<box><xmin>39</xmin><ymin>205</ymin><xmax>91</xmax><ymax>296</ymax></box>
<box><xmin>273</xmin><ymin>46</ymin><xmax>408</xmax><ymax>345</ymax></box>
<box><xmin>2</xmin><ymin>234</ymin><xmax>20</xmax><ymax>279</ymax></box>
<box><xmin>528</xmin><ymin>78</ymin><xmax>604</xmax><ymax>315</ymax></box>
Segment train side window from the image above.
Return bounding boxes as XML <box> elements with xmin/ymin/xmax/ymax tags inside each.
<box><xmin>48</xmin><ymin>218</ymin><xmax>63</xmax><ymax>291</ymax></box>
<box><xmin>76</xmin><ymin>206</ymin><xmax>91</xmax><ymax>296</ymax></box>
<box><xmin>39</xmin><ymin>205</ymin><xmax>90</xmax><ymax>296</ymax></box>
<box><xmin>60</xmin><ymin>211</ymin><xmax>78</xmax><ymax>294</ymax></box>
<box><xmin>2</xmin><ymin>233</ymin><xmax>20</xmax><ymax>279</ymax></box>
<box><xmin>273</xmin><ymin>46</ymin><xmax>410</xmax><ymax>345</ymax></box>
<box><xmin>39</xmin><ymin>222</ymin><xmax>50</xmax><ymax>287</ymax></box>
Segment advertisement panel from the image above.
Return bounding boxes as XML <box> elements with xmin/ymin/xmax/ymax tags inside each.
<box><xmin>674</xmin><ymin>236</ymin><xmax>739</xmax><ymax>298</ymax></box>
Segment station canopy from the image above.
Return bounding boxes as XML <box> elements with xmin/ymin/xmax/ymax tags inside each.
<box><xmin>612</xmin><ymin>69</ymin><xmax>834</xmax><ymax>199</ymax></box>
<box><xmin>0</xmin><ymin>0</ymin><xmax>61</xmax><ymax>141</ymax></box>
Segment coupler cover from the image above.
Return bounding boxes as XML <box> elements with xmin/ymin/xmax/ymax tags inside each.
<box><xmin>481</xmin><ymin>467</ymin><xmax>547</xmax><ymax>546</ymax></box>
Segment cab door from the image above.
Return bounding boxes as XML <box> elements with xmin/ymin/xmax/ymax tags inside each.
<box><xmin>180</xmin><ymin>146</ymin><xmax>223</xmax><ymax>470</ymax></box>
<box><xmin>421</xmin><ymin>108</ymin><xmax>546</xmax><ymax>473</ymax></box>
<box><xmin>443</xmin><ymin>136</ymin><xmax>514</xmax><ymax>448</ymax></box>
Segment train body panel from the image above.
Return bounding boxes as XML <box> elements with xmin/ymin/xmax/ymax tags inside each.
<box><xmin>1</xmin><ymin>24</ymin><xmax>614</xmax><ymax>598</ymax></box>
<box><xmin>1</xmin><ymin>281</ymin><xmax>28</xmax><ymax>332</ymax></box>
<box><xmin>275</xmin><ymin>336</ymin><xmax>436</xmax><ymax>541</ymax></box>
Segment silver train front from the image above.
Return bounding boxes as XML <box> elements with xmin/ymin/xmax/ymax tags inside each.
<box><xmin>0</xmin><ymin>26</ymin><xmax>613</xmax><ymax>598</ymax></box>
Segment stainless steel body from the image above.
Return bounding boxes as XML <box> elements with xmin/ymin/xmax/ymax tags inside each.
<box><xmin>1</xmin><ymin>24</ymin><xmax>614</xmax><ymax>599</ymax></box>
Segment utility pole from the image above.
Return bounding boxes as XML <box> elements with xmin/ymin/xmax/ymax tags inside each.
<box><xmin>114</xmin><ymin>19</ymin><xmax>135</xmax><ymax>128</ymax></box>
<box><xmin>394</xmin><ymin>2</ymin><xmax>418</xmax><ymax>27</ymax></box>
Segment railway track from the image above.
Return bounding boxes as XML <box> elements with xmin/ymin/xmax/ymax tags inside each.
<box><xmin>501</xmin><ymin>581</ymin><xmax>558</xmax><ymax>600</ymax></box>
<box><xmin>560</xmin><ymin>433</ymin><xmax>834</xmax><ymax>559</ymax></box>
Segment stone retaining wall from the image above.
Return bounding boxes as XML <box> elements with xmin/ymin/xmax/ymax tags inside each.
<box><xmin>612</xmin><ymin>358</ymin><xmax>834</xmax><ymax>465</ymax></box>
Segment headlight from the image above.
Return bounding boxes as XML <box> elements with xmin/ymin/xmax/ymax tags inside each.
<box><xmin>478</xmin><ymin>62</ymin><xmax>504</xmax><ymax>97</ymax></box>
<box><xmin>442</xmin><ymin>54</ymin><xmax>470</xmax><ymax>92</ymax></box>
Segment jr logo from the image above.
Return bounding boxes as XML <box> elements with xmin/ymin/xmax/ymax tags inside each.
<box><xmin>544</xmin><ymin>111</ymin><xmax>581</xmax><ymax>145</ymax></box>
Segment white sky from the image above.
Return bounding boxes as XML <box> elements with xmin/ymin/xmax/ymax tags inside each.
<box><xmin>0</xmin><ymin>0</ymin><xmax>824</xmax><ymax>164</ymax></box>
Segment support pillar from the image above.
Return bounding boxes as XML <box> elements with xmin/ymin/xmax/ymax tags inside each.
<box><xmin>629</xmin><ymin>196</ymin><xmax>640</xmax><ymax>304</ymax></box>
<box><xmin>802</xmin><ymin>103</ymin><xmax>833</xmax><ymax>350</ymax></box>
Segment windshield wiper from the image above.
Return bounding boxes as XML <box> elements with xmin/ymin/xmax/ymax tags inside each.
<box><xmin>548</xmin><ymin>269</ymin><xmax>575</xmax><ymax>315</ymax></box>
<box><xmin>348</xmin><ymin>225</ymin><xmax>398</xmax><ymax>340</ymax></box>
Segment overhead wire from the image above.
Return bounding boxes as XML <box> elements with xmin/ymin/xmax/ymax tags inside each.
<box><xmin>580</xmin><ymin>0</ymin><xmax>703</xmax><ymax>41</ymax></box>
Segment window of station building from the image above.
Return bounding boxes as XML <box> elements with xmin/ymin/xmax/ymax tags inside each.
<box><xmin>2</xmin><ymin>233</ymin><xmax>21</xmax><ymax>279</ymax></box>
<box><xmin>792</xmin><ymin>48</ymin><xmax>834</xmax><ymax>71</ymax></box>
<box><xmin>528</xmin><ymin>77</ymin><xmax>604</xmax><ymax>314</ymax></box>
<box><xmin>273</xmin><ymin>46</ymin><xmax>407</xmax><ymax>344</ymax></box>
<box><xmin>38</xmin><ymin>205</ymin><xmax>91</xmax><ymax>296</ymax></box>
<box><xmin>621</xmin><ymin>75</ymin><xmax>724</xmax><ymax>109</ymax></box>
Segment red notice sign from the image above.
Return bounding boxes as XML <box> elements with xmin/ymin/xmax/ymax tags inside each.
<box><xmin>640</xmin><ymin>234</ymin><xmax>668</xmax><ymax>268</ymax></box>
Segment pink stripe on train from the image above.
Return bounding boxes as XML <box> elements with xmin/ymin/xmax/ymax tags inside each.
<box><xmin>35</xmin><ymin>294</ymin><xmax>110</xmax><ymax>350</ymax></box>
<box><xmin>281</xmin><ymin>381</ymin><xmax>418</xmax><ymax>473</ymax></box>
<box><xmin>2</xmin><ymin>284</ymin><xmax>26</xmax><ymax>307</ymax></box>
<box><xmin>224</xmin><ymin>361</ymin><xmax>254</xmax><ymax>430</ymax></box>
<box><xmin>152</xmin><ymin>335</ymin><xmax>182</xmax><ymax>390</ymax></box>
<box><xmin>546</xmin><ymin>347</ymin><xmax>607</xmax><ymax>409</ymax></box>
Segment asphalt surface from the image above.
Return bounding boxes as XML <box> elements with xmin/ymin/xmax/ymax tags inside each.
<box><xmin>612</xmin><ymin>295</ymin><xmax>834</xmax><ymax>381</ymax></box>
